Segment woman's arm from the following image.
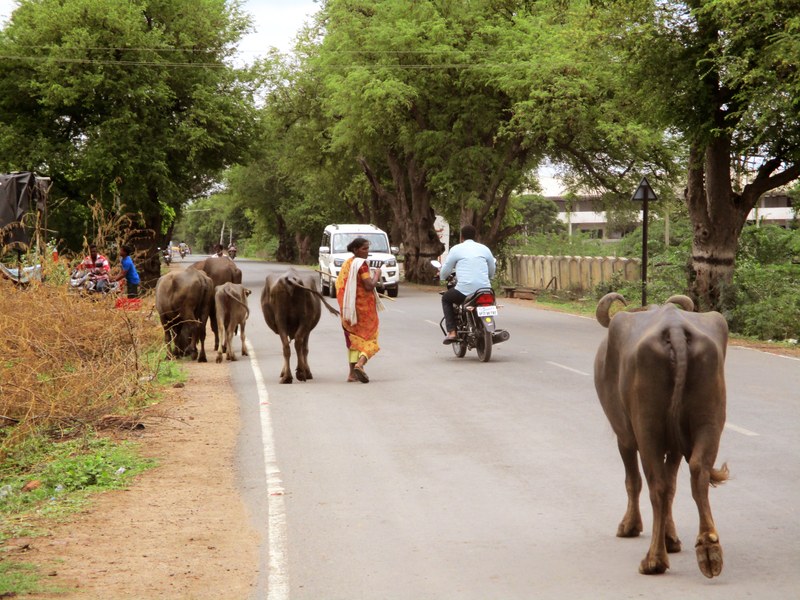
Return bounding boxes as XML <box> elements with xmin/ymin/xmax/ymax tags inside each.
<box><xmin>360</xmin><ymin>265</ymin><xmax>381</xmax><ymax>292</ymax></box>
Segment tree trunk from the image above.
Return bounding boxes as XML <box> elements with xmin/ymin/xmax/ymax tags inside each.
<box><xmin>358</xmin><ymin>153</ymin><xmax>443</xmax><ymax>283</ymax></box>
<box><xmin>274</xmin><ymin>215</ymin><xmax>295</xmax><ymax>263</ymax></box>
<box><xmin>295</xmin><ymin>232</ymin><xmax>312</xmax><ymax>265</ymax></box>
<box><xmin>686</xmin><ymin>137</ymin><xmax>800</xmax><ymax>311</ymax></box>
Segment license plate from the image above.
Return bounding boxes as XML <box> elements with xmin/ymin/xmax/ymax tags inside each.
<box><xmin>476</xmin><ymin>306</ymin><xmax>498</xmax><ymax>317</ymax></box>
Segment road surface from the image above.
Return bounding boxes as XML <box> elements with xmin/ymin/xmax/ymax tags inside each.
<box><xmin>186</xmin><ymin>257</ymin><xmax>800</xmax><ymax>600</ymax></box>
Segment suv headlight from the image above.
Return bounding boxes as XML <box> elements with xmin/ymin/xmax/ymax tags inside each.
<box><xmin>385</xmin><ymin>258</ymin><xmax>397</xmax><ymax>267</ymax></box>
<box><xmin>333</xmin><ymin>258</ymin><xmax>345</xmax><ymax>267</ymax></box>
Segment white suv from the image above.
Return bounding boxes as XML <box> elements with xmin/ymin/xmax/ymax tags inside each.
<box><xmin>319</xmin><ymin>224</ymin><xmax>400</xmax><ymax>298</ymax></box>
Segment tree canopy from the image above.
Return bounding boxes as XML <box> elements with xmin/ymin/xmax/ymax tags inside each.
<box><xmin>0</xmin><ymin>0</ymin><xmax>259</xmax><ymax>268</ymax></box>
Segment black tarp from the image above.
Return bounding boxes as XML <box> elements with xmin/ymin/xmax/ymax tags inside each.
<box><xmin>0</xmin><ymin>172</ymin><xmax>49</xmax><ymax>248</ymax></box>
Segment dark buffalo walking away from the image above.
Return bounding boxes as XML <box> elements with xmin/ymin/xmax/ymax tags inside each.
<box><xmin>261</xmin><ymin>268</ymin><xmax>339</xmax><ymax>384</ymax></box>
<box><xmin>190</xmin><ymin>257</ymin><xmax>242</xmax><ymax>352</ymax></box>
<box><xmin>215</xmin><ymin>282</ymin><xmax>251</xmax><ymax>363</ymax></box>
<box><xmin>593</xmin><ymin>293</ymin><xmax>730</xmax><ymax>578</ymax></box>
<box><xmin>155</xmin><ymin>269</ymin><xmax>215</xmax><ymax>362</ymax></box>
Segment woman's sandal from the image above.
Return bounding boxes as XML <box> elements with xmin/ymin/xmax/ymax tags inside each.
<box><xmin>353</xmin><ymin>365</ymin><xmax>369</xmax><ymax>383</ymax></box>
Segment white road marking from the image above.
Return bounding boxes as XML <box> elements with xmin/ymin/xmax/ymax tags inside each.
<box><xmin>733</xmin><ymin>346</ymin><xmax>800</xmax><ymax>361</ymax></box>
<box><xmin>546</xmin><ymin>361</ymin><xmax>591</xmax><ymax>377</ymax></box>
<box><xmin>424</xmin><ymin>319</ymin><xmax>440</xmax><ymax>327</ymax></box>
<box><xmin>246</xmin><ymin>342</ymin><xmax>289</xmax><ymax>600</ymax></box>
<box><xmin>725</xmin><ymin>422</ymin><xmax>760</xmax><ymax>437</ymax></box>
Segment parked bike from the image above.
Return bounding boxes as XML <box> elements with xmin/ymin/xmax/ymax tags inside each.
<box><xmin>69</xmin><ymin>268</ymin><xmax>120</xmax><ymax>295</ymax></box>
<box><xmin>432</xmin><ymin>260</ymin><xmax>510</xmax><ymax>362</ymax></box>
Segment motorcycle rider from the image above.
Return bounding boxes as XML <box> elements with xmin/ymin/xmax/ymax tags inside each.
<box><xmin>438</xmin><ymin>224</ymin><xmax>496</xmax><ymax>345</ymax></box>
<box><xmin>79</xmin><ymin>244</ymin><xmax>110</xmax><ymax>273</ymax></box>
<box><xmin>228</xmin><ymin>241</ymin><xmax>237</xmax><ymax>259</ymax></box>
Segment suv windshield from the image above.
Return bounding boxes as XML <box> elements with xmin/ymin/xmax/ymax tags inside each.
<box><xmin>332</xmin><ymin>232</ymin><xmax>390</xmax><ymax>254</ymax></box>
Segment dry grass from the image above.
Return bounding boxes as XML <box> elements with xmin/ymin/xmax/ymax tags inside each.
<box><xmin>0</xmin><ymin>277</ymin><xmax>164</xmax><ymax>456</ymax></box>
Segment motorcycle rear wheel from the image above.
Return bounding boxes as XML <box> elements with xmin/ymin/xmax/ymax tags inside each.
<box><xmin>475</xmin><ymin>323</ymin><xmax>493</xmax><ymax>362</ymax></box>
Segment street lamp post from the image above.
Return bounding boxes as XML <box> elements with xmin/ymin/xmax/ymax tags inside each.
<box><xmin>631</xmin><ymin>177</ymin><xmax>657</xmax><ymax>306</ymax></box>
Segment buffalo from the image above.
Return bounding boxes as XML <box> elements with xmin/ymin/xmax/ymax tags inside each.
<box><xmin>261</xmin><ymin>268</ymin><xmax>339</xmax><ymax>383</ymax></box>
<box><xmin>594</xmin><ymin>293</ymin><xmax>729</xmax><ymax>578</ymax></box>
<box><xmin>155</xmin><ymin>269</ymin><xmax>215</xmax><ymax>362</ymax></box>
<box><xmin>215</xmin><ymin>282</ymin><xmax>251</xmax><ymax>364</ymax></box>
<box><xmin>191</xmin><ymin>257</ymin><xmax>242</xmax><ymax>352</ymax></box>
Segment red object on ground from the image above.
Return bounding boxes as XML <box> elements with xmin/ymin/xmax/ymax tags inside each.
<box><xmin>115</xmin><ymin>298</ymin><xmax>142</xmax><ymax>310</ymax></box>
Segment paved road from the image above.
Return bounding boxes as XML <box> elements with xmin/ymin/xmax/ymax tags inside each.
<box><xmin>183</xmin><ymin>258</ymin><xmax>800</xmax><ymax>600</ymax></box>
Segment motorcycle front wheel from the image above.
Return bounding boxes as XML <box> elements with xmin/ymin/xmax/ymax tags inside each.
<box><xmin>451</xmin><ymin>336</ymin><xmax>467</xmax><ymax>358</ymax></box>
<box><xmin>475</xmin><ymin>320</ymin><xmax>493</xmax><ymax>362</ymax></box>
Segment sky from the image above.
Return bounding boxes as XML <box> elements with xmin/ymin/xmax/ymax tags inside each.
<box><xmin>0</xmin><ymin>0</ymin><xmax>320</xmax><ymax>57</ymax></box>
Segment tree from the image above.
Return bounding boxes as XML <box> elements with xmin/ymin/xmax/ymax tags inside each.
<box><xmin>0</xmin><ymin>0</ymin><xmax>258</xmax><ymax>281</ymax></box>
<box><xmin>617</xmin><ymin>0</ymin><xmax>800</xmax><ymax>310</ymax></box>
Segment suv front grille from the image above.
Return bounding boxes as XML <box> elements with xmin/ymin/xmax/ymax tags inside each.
<box><xmin>368</xmin><ymin>259</ymin><xmax>383</xmax><ymax>268</ymax></box>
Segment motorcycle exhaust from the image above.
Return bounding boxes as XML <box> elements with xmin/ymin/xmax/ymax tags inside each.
<box><xmin>492</xmin><ymin>330</ymin><xmax>510</xmax><ymax>344</ymax></box>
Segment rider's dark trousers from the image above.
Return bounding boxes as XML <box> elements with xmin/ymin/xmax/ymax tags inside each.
<box><xmin>442</xmin><ymin>287</ymin><xmax>466</xmax><ymax>334</ymax></box>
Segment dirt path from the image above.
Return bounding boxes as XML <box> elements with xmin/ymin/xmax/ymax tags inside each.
<box><xmin>7</xmin><ymin>361</ymin><xmax>259</xmax><ymax>599</ymax></box>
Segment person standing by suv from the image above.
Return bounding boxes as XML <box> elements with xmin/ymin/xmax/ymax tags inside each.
<box><xmin>439</xmin><ymin>225</ymin><xmax>496</xmax><ymax>344</ymax></box>
<box><xmin>336</xmin><ymin>237</ymin><xmax>384</xmax><ymax>383</ymax></box>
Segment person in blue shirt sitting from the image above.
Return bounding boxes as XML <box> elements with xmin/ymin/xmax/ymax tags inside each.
<box><xmin>438</xmin><ymin>224</ymin><xmax>496</xmax><ymax>344</ymax></box>
<box><xmin>114</xmin><ymin>245</ymin><xmax>141</xmax><ymax>298</ymax></box>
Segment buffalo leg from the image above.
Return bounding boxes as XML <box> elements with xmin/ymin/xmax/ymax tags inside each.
<box><xmin>279</xmin><ymin>332</ymin><xmax>293</xmax><ymax>384</ymax></box>
<box><xmin>216</xmin><ymin>312</ymin><xmax>227</xmax><ymax>364</ymax></box>
<box><xmin>664</xmin><ymin>453</ymin><xmax>682</xmax><ymax>553</ymax></box>
<box><xmin>690</xmin><ymin>429</ymin><xmax>725</xmax><ymax>578</ymax></box>
<box><xmin>638</xmin><ymin>447</ymin><xmax>673</xmax><ymax>575</ymax></box>
<box><xmin>240</xmin><ymin>320</ymin><xmax>248</xmax><ymax>358</ymax></box>
<box><xmin>295</xmin><ymin>327</ymin><xmax>313</xmax><ymax>381</ymax></box>
<box><xmin>616</xmin><ymin>440</ymin><xmax>643</xmax><ymax>538</ymax></box>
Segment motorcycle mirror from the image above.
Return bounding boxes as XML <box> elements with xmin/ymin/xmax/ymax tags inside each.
<box><xmin>430</xmin><ymin>260</ymin><xmax>442</xmax><ymax>269</ymax></box>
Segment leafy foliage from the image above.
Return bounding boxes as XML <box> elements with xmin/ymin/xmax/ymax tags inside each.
<box><xmin>0</xmin><ymin>0</ymin><xmax>259</xmax><ymax>252</ymax></box>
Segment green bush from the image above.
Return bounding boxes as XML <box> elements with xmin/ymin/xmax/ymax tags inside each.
<box><xmin>728</xmin><ymin>261</ymin><xmax>800</xmax><ymax>341</ymax></box>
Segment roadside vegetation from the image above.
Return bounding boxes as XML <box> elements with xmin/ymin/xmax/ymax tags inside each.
<box><xmin>504</xmin><ymin>219</ymin><xmax>800</xmax><ymax>344</ymax></box>
<box><xmin>0</xmin><ymin>266</ymin><xmax>177</xmax><ymax>595</ymax></box>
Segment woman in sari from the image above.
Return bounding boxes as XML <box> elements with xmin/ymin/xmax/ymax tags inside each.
<box><xmin>336</xmin><ymin>237</ymin><xmax>384</xmax><ymax>383</ymax></box>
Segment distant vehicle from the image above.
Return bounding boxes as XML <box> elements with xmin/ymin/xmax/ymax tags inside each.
<box><xmin>318</xmin><ymin>224</ymin><xmax>400</xmax><ymax>298</ymax></box>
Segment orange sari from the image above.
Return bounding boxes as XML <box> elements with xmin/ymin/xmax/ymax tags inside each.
<box><xmin>336</xmin><ymin>257</ymin><xmax>380</xmax><ymax>359</ymax></box>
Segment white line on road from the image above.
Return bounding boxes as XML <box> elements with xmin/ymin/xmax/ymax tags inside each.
<box><xmin>246</xmin><ymin>342</ymin><xmax>289</xmax><ymax>600</ymax></box>
<box><xmin>725</xmin><ymin>422</ymin><xmax>760</xmax><ymax>437</ymax></box>
<box><xmin>546</xmin><ymin>361</ymin><xmax>591</xmax><ymax>377</ymax></box>
<box><xmin>424</xmin><ymin>319</ymin><xmax>440</xmax><ymax>327</ymax></box>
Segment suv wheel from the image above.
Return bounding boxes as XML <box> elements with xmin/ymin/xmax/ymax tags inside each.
<box><xmin>387</xmin><ymin>287</ymin><xmax>398</xmax><ymax>298</ymax></box>
<box><xmin>320</xmin><ymin>273</ymin><xmax>329</xmax><ymax>296</ymax></box>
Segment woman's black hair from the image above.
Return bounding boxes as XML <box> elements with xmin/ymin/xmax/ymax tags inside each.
<box><xmin>347</xmin><ymin>237</ymin><xmax>369</xmax><ymax>253</ymax></box>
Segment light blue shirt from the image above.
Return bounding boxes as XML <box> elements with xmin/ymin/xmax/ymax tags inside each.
<box><xmin>440</xmin><ymin>239</ymin><xmax>496</xmax><ymax>295</ymax></box>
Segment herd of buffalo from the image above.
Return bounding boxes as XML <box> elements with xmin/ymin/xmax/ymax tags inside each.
<box><xmin>154</xmin><ymin>259</ymin><xmax>730</xmax><ymax>579</ymax></box>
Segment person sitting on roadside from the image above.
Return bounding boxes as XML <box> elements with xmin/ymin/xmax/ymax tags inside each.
<box><xmin>91</xmin><ymin>259</ymin><xmax>112</xmax><ymax>292</ymax></box>
<box><xmin>79</xmin><ymin>244</ymin><xmax>110</xmax><ymax>273</ymax></box>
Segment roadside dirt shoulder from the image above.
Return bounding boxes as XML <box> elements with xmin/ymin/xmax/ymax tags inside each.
<box><xmin>8</xmin><ymin>361</ymin><xmax>259</xmax><ymax>599</ymax></box>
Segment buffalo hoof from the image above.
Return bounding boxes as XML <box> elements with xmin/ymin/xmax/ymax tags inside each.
<box><xmin>639</xmin><ymin>553</ymin><xmax>669</xmax><ymax>575</ymax></box>
<box><xmin>215</xmin><ymin>354</ymin><xmax>223</xmax><ymax>364</ymax></box>
<box><xmin>616</xmin><ymin>518</ymin><xmax>643</xmax><ymax>538</ymax></box>
<box><xmin>296</xmin><ymin>370</ymin><xmax>307</xmax><ymax>382</ymax></box>
<box><xmin>198</xmin><ymin>354</ymin><xmax>207</xmax><ymax>363</ymax></box>
<box><xmin>695</xmin><ymin>532</ymin><xmax>723</xmax><ymax>578</ymax></box>
<box><xmin>279</xmin><ymin>376</ymin><xmax>292</xmax><ymax>384</ymax></box>
<box><xmin>666</xmin><ymin>534</ymin><xmax>682</xmax><ymax>553</ymax></box>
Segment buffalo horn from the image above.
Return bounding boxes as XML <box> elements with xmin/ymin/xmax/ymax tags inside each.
<box><xmin>596</xmin><ymin>293</ymin><xmax>626</xmax><ymax>328</ymax></box>
<box><xmin>665</xmin><ymin>295</ymin><xmax>694</xmax><ymax>312</ymax></box>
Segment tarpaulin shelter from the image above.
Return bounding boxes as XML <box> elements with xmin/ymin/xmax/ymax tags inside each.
<box><xmin>0</xmin><ymin>171</ymin><xmax>50</xmax><ymax>249</ymax></box>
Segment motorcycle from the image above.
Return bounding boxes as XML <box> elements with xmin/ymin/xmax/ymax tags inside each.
<box><xmin>431</xmin><ymin>260</ymin><xmax>510</xmax><ymax>362</ymax></box>
<box><xmin>69</xmin><ymin>268</ymin><xmax>120</xmax><ymax>295</ymax></box>
<box><xmin>159</xmin><ymin>247</ymin><xmax>172</xmax><ymax>265</ymax></box>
